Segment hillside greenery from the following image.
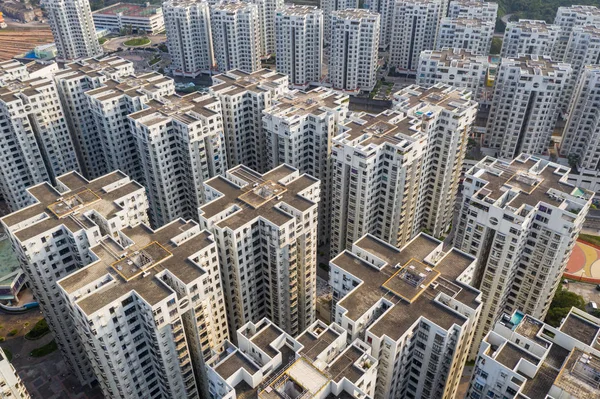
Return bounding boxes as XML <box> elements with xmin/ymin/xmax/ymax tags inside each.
<box><xmin>497</xmin><ymin>0</ymin><xmax>600</xmax><ymax>24</ymax></box>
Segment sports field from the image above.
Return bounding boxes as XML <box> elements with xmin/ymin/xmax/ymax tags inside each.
<box><xmin>565</xmin><ymin>240</ymin><xmax>600</xmax><ymax>283</ymax></box>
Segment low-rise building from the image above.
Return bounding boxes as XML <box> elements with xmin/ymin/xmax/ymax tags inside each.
<box><xmin>92</xmin><ymin>2</ymin><xmax>165</xmax><ymax>34</ymax></box>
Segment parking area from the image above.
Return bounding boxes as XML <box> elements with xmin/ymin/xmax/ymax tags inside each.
<box><xmin>564</xmin><ymin>280</ymin><xmax>600</xmax><ymax>305</ymax></box>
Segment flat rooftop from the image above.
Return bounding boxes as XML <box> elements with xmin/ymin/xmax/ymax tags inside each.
<box><xmin>495</xmin><ymin>341</ymin><xmax>540</xmax><ymax>370</ymax></box>
<box><xmin>553</xmin><ymin>348</ymin><xmax>600</xmax><ymax>398</ymax></box>
<box><xmin>128</xmin><ymin>91</ymin><xmax>220</xmax><ymax>126</ymax></box>
<box><xmin>1</xmin><ymin>171</ymin><xmax>144</xmax><ymax>242</ymax></box>
<box><xmin>199</xmin><ymin>164</ymin><xmax>319</xmax><ymax>231</ymax></box>
<box><xmin>331</xmin><ymin>233</ymin><xmax>481</xmax><ymax>341</ymax></box>
<box><xmin>297</xmin><ymin>325</ymin><xmax>340</xmax><ymax>361</ymax></box>
<box><xmin>331</xmin><ymin>8</ymin><xmax>379</xmax><ymax>20</ymax></box>
<box><xmin>507</xmin><ymin>19</ymin><xmax>560</xmax><ymax>33</ymax></box>
<box><xmin>394</xmin><ymin>83</ymin><xmax>477</xmax><ymax>115</ymax></box>
<box><xmin>420</xmin><ymin>48</ymin><xmax>493</xmax><ymax>69</ymax></box>
<box><xmin>93</xmin><ymin>3</ymin><xmax>161</xmax><ymax>17</ymax></box>
<box><xmin>335</xmin><ymin>110</ymin><xmax>423</xmax><ymax>149</ymax></box>
<box><xmin>54</xmin><ymin>56</ymin><xmax>132</xmax><ymax>81</ymax></box>
<box><xmin>279</xmin><ymin>5</ymin><xmax>322</xmax><ymax>16</ymax></box>
<box><xmin>250</xmin><ymin>323</ymin><xmax>284</xmax><ymax>358</ymax></box>
<box><xmin>468</xmin><ymin>154</ymin><xmax>593</xmax><ymax>211</ymax></box>
<box><xmin>215</xmin><ymin>350</ymin><xmax>260</xmax><ymax>380</ymax></box>
<box><xmin>559</xmin><ymin>312</ymin><xmax>600</xmax><ymax>348</ymax></box>
<box><xmin>503</xmin><ymin>55</ymin><xmax>571</xmax><ymax>77</ymax></box>
<box><xmin>266</xmin><ymin>88</ymin><xmax>347</xmax><ymax>120</ymax></box>
<box><xmin>0</xmin><ymin>75</ymin><xmax>56</xmax><ymax>103</ymax></box>
<box><xmin>85</xmin><ymin>72</ymin><xmax>172</xmax><ymax>102</ymax></box>
<box><xmin>211</xmin><ymin>69</ymin><xmax>287</xmax><ymax>97</ymax></box>
<box><xmin>59</xmin><ymin>219</ymin><xmax>216</xmax><ymax>315</ymax></box>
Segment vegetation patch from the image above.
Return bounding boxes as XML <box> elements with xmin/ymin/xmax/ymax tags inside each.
<box><xmin>123</xmin><ymin>37</ymin><xmax>151</xmax><ymax>47</ymax></box>
<box><xmin>579</xmin><ymin>234</ymin><xmax>600</xmax><ymax>248</ymax></box>
<box><xmin>7</xmin><ymin>329</ymin><xmax>17</xmax><ymax>337</ymax></box>
<box><xmin>2</xmin><ymin>348</ymin><xmax>12</xmax><ymax>361</ymax></box>
<box><xmin>149</xmin><ymin>56</ymin><xmax>161</xmax><ymax>66</ymax></box>
<box><xmin>98</xmin><ymin>37</ymin><xmax>109</xmax><ymax>45</ymax></box>
<box><xmin>544</xmin><ymin>285</ymin><xmax>585</xmax><ymax>327</ymax></box>
<box><xmin>30</xmin><ymin>340</ymin><xmax>58</xmax><ymax>358</ymax></box>
<box><xmin>25</xmin><ymin>319</ymin><xmax>50</xmax><ymax>340</ymax></box>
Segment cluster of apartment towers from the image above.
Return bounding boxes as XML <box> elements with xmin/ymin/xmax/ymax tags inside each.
<box><xmin>1</xmin><ymin>0</ymin><xmax>600</xmax><ymax>398</ymax></box>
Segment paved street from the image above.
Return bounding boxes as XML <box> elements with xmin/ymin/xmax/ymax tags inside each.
<box><xmin>101</xmin><ymin>34</ymin><xmax>166</xmax><ymax>52</ymax></box>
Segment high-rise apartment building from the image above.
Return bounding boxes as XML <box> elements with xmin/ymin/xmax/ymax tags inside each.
<box><xmin>58</xmin><ymin>219</ymin><xmax>229</xmax><ymax>399</ymax></box>
<box><xmin>393</xmin><ymin>85</ymin><xmax>477</xmax><ymax>237</ymax></box>
<box><xmin>418</xmin><ymin>48</ymin><xmax>496</xmax><ymax>104</ymax></box>
<box><xmin>275</xmin><ymin>5</ymin><xmax>323</xmax><ymax>89</ymax></box>
<box><xmin>436</xmin><ymin>17</ymin><xmax>494</xmax><ymax>55</ymax></box>
<box><xmin>84</xmin><ymin>72</ymin><xmax>175</xmax><ymax>189</ymax></box>
<box><xmin>42</xmin><ymin>0</ymin><xmax>103</xmax><ymax>61</ymax></box>
<box><xmin>0</xmin><ymin>347</ymin><xmax>29</xmax><ymax>399</ymax></box>
<box><xmin>198</xmin><ymin>164</ymin><xmax>320</xmax><ymax>337</ymax></box>
<box><xmin>128</xmin><ymin>92</ymin><xmax>227</xmax><ymax>226</ymax></box>
<box><xmin>209</xmin><ymin>69</ymin><xmax>288</xmax><ymax>173</ymax></box>
<box><xmin>321</xmin><ymin>0</ymin><xmax>358</xmax><ymax>43</ymax></box>
<box><xmin>367</xmin><ymin>0</ymin><xmax>396</xmax><ymax>49</ymax></box>
<box><xmin>501</xmin><ymin>20</ymin><xmax>561</xmax><ymax>58</ymax></box>
<box><xmin>211</xmin><ymin>2</ymin><xmax>261</xmax><ymax>74</ymax></box>
<box><xmin>250</xmin><ymin>0</ymin><xmax>284</xmax><ymax>57</ymax></box>
<box><xmin>455</xmin><ymin>154</ymin><xmax>593</xmax><ymax>357</ymax></box>
<box><xmin>329</xmin><ymin>9</ymin><xmax>380</xmax><ymax>94</ymax></box>
<box><xmin>562</xmin><ymin>66</ymin><xmax>600</xmax><ymax>173</ymax></box>
<box><xmin>206</xmin><ymin>319</ymin><xmax>378</xmax><ymax>399</ymax></box>
<box><xmin>330</xmin><ymin>109</ymin><xmax>426</xmax><ymax>255</ymax></box>
<box><xmin>468</xmin><ymin>308</ymin><xmax>600</xmax><ymax>399</ymax></box>
<box><xmin>484</xmin><ymin>55</ymin><xmax>571</xmax><ymax>159</ymax></box>
<box><xmin>389</xmin><ymin>0</ymin><xmax>441</xmax><ymax>75</ymax></box>
<box><xmin>53</xmin><ymin>57</ymin><xmax>135</xmax><ymax>179</ymax></box>
<box><xmin>554</xmin><ymin>5</ymin><xmax>600</xmax><ymax>61</ymax></box>
<box><xmin>0</xmin><ymin>75</ymin><xmax>81</xmax><ymax>211</ymax></box>
<box><xmin>263</xmin><ymin>88</ymin><xmax>349</xmax><ymax>245</ymax></box>
<box><xmin>1</xmin><ymin>171</ymin><xmax>150</xmax><ymax>386</ymax></box>
<box><xmin>330</xmin><ymin>233</ymin><xmax>482</xmax><ymax>399</ymax></box>
<box><xmin>163</xmin><ymin>0</ymin><xmax>214</xmax><ymax>77</ymax></box>
<box><xmin>447</xmin><ymin>0</ymin><xmax>498</xmax><ymax>23</ymax></box>
<box><xmin>561</xmin><ymin>25</ymin><xmax>600</xmax><ymax>111</ymax></box>
<box><xmin>330</xmin><ymin>84</ymin><xmax>477</xmax><ymax>255</ymax></box>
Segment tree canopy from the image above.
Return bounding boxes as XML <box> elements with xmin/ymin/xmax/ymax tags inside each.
<box><xmin>544</xmin><ymin>285</ymin><xmax>586</xmax><ymax>327</ymax></box>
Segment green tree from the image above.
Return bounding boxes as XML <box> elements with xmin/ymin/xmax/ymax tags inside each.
<box><xmin>490</xmin><ymin>38</ymin><xmax>502</xmax><ymax>55</ymax></box>
<box><xmin>544</xmin><ymin>285</ymin><xmax>586</xmax><ymax>327</ymax></box>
